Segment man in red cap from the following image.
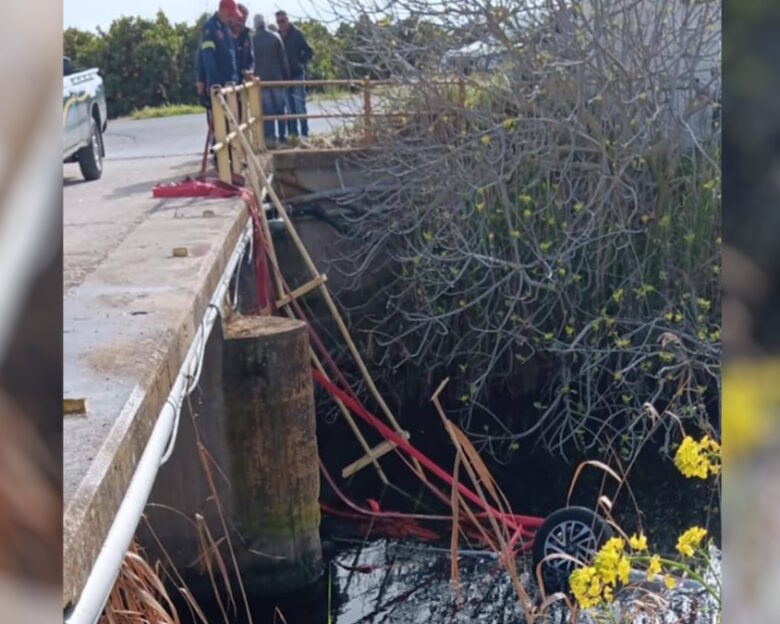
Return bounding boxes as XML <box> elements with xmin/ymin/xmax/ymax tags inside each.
<box><xmin>196</xmin><ymin>0</ymin><xmax>243</xmax><ymax>169</ymax></box>
<box><xmin>198</xmin><ymin>0</ymin><xmax>243</xmax><ymax>96</ymax></box>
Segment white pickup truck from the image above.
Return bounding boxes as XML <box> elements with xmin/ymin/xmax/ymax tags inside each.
<box><xmin>63</xmin><ymin>57</ymin><xmax>108</xmax><ymax>180</ymax></box>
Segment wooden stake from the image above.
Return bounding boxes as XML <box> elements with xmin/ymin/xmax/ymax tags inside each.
<box><xmin>341</xmin><ymin>432</ymin><xmax>409</xmax><ymax>479</ymax></box>
<box><xmin>275</xmin><ymin>274</ymin><xmax>327</xmax><ymax>309</ymax></box>
<box><xmin>64</xmin><ymin>398</ymin><xmax>89</xmax><ymax>415</ymax></box>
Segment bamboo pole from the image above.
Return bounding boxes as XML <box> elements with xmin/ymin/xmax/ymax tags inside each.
<box><xmin>216</xmin><ymin>92</ymin><xmax>424</xmax><ymax>480</ymax></box>
<box><xmin>217</xmin><ymin>92</ymin><xmax>400</xmax><ymax>484</ymax></box>
<box><xmin>241</xmin><ymin>156</ymin><xmax>389</xmax><ymax>484</ymax></box>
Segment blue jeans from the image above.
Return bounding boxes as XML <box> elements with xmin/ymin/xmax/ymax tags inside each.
<box><xmin>286</xmin><ymin>74</ymin><xmax>309</xmax><ymax>137</ymax></box>
<box><xmin>261</xmin><ymin>87</ymin><xmax>286</xmax><ymax>141</ymax></box>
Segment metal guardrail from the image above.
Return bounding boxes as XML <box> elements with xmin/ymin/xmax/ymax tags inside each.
<box><xmin>210</xmin><ymin>77</ymin><xmax>466</xmax><ymax>184</ymax></box>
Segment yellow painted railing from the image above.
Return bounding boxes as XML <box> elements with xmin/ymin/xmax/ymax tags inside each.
<box><xmin>211</xmin><ymin>77</ymin><xmax>465</xmax><ymax>184</ymax></box>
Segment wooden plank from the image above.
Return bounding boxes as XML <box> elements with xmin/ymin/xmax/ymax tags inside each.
<box><xmin>341</xmin><ymin>431</ymin><xmax>410</xmax><ymax>479</ymax></box>
<box><xmin>274</xmin><ymin>274</ymin><xmax>327</xmax><ymax>309</ymax></box>
<box><xmin>64</xmin><ymin>398</ymin><xmax>89</xmax><ymax>415</ymax></box>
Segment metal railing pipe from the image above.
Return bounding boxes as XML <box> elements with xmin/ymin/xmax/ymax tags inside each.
<box><xmin>64</xmin><ymin>218</ymin><xmax>253</xmax><ymax>624</ymax></box>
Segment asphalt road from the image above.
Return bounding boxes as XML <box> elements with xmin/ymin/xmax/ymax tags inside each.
<box><xmin>103</xmin><ymin>96</ymin><xmax>361</xmax><ymax>160</ymax></box>
<box><xmin>63</xmin><ymin>95</ymin><xmax>360</xmax><ymax>290</ymax></box>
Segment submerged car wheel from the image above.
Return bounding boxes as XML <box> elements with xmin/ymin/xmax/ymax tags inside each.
<box><xmin>78</xmin><ymin>117</ymin><xmax>103</xmax><ymax>180</ymax></box>
<box><xmin>532</xmin><ymin>506</ymin><xmax>613</xmax><ymax>594</ymax></box>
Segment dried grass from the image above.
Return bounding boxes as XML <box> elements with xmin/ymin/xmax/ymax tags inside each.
<box><xmin>101</xmin><ymin>394</ymin><xmax>257</xmax><ymax>623</ymax></box>
<box><xmin>431</xmin><ymin>379</ymin><xmax>537</xmax><ymax>621</ymax></box>
<box><xmin>100</xmin><ymin>542</ymin><xmax>182</xmax><ymax>624</ymax></box>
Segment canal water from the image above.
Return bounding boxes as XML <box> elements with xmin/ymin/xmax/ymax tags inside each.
<box><xmin>178</xmin><ymin>316</ymin><xmax>718</xmax><ymax>623</ymax></box>
<box><xmin>192</xmin><ymin>399</ymin><xmax>719</xmax><ymax>624</ymax></box>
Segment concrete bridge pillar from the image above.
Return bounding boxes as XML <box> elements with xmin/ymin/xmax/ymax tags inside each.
<box><xmin>222</xmin><ymin>315</ymin><xmax>322</xmax><ymax>594</ymax></box>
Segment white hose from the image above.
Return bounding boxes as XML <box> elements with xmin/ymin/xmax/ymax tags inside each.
<box><xmin>64</xmin><ymin>217</ymin><xmax>252</xmax><ymax>624</ymax></box>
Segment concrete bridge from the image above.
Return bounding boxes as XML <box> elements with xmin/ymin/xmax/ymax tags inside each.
<box><xmin>63</xmin><ymin>125</ymin><xmax>368</xmax><ymax>620</ymax></box>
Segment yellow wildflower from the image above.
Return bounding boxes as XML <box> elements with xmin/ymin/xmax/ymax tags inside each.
<box><xmin>676</xmin><ymin>526</ymin><xmax>707</xmax><ymax>557</ymax></box>
<box><xmin>629</xmin><ymin>533</ymin><xmax>648</xmax><ymax>552</ymax></box>
<box><xmin>617</xmin><ymin>556</ymin><xmax>631</xmax><ymax>584</ymax></box>
<box><xmin>646</xmin><ymin>555</ymin><xmax>661</xmax><ymax>581</ymax></box>
<box><xmin>664</xmin><ymin>575</ymin><xmax>676</xmax><ymax>590</ymax></box>
<box><xmin>570</xmin><ymin>566</ymin><xmax>600</xmax><ymax>609</ymax></box>
<box><xmin>594</xmin><ymin>537</ymin><xmax>625</xmax><ymax>586</ymax></box>
<box><xmin>674</xmin><ymin>435</ymin><xmax>720</xmax><ymax>479</ymax></box>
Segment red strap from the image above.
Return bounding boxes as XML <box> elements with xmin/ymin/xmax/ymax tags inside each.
<box><xmin>152</xmin><ymin>177</ymin><xmax>239</xmax><ymax>199</ymax></box>
<box><xmin>312</xmin><ymin>368</ymin><xmax>544</xmax><ymax>532</ymax></box>
<box><xmin>151</xmin><ymin>177</ymin><xmax>273</xmax><ymax>312</ymax></box>
<box><xmin>153</xmin><ymin>176</ymin><xmax>544</xmax><ymax>540</ymax></box>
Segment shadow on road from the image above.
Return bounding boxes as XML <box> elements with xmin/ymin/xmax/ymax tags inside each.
<box><xmin>63</xmin><ymin>176</ymin><xmax>88</xmax><ymax>188</ymax></box>
<box><xmin>105</xmin><ymin>158</ymin><xmax>204</xmax><ymax>200</ymax></box>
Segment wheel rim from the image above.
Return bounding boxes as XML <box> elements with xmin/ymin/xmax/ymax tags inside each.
<box><xmin>542</xmin><ymin>519</ymin><xmax>599</xmax><ymax>586</ymax></box>
<box><xmin>91</xmin><ymin>125</ymin><xmax>102</xmax><ymax>169</ymax></box>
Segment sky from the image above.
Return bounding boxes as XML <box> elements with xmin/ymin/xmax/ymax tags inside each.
<box><xmin>64</xmin><ymin>0</ymin><xmax>336</xmax><ymax>32</ymax></box>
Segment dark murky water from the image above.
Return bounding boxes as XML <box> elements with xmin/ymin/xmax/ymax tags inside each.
<box><xmin>186</xmin><ymin>393</ymin><xmax>719</xmax><ymax>623</ymax></box>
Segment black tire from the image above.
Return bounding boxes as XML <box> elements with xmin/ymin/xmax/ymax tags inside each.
<box><xmin>532</xmin><ymin>506</ymin><xmax>613</xmax><ymax>594</ymax></box>
<box><xmin>78</xmin><ymin>117</ymin><xmax>103</xmax><ymax>180</ymax></box>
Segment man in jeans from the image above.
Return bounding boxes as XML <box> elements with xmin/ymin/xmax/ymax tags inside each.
<box><xmin>275</xmin><ymin>10</ymin><xmax>314</xmax><ymax>139</ymax></box>
<box><xmin>252</xmin><ymin>14</ymin><xmax>290</xmax><ymax>146</ymax></box>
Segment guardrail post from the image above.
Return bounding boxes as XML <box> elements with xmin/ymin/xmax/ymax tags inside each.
<box><xmin>362</xmin><ymin>76</ymin><xmax>373</xmax><ymax>144</ymax></box>
<box><xmin>226</xmin><ymin>85</ymin><xmax>243</xmax><ymax>176</ymax></box>
<box><xmin>249</xmin><ymin>78</ymin><xmax>266</xmax><ymax>152</ymax></box>
<box><xmin>211</xmin><ymin>87</ymin><xmax>232</xmax><ymax>183</ymax></box>
<box><xmin>240</xmin><ymin>84</ymin><xmax>250</xmax><ymax>150</ymax></box>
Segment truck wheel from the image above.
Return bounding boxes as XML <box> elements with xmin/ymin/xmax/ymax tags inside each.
<box><xmin>78</xmin><ymin>117</ymin><xmax>103</xmax><ymax>180</ymax></box>
<box><xmin>532</xmin><ymin>506</ymin><xmax>613</xmax><ymax>594</ymax></box>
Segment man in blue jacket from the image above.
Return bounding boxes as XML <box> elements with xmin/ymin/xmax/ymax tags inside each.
<box><xmin>275</xmin><ymin>10</ymin><xmax>314</xmax><ymax>138</ymax></box>
<box><xmin>199</xmin><ymin>0</ymin><xmax>243</xmax><ymax>96</ymax></box>
<box><xmin>196</xmin><ymin>0</ymin><xmax>242</xmax><ymax>170</ymax></box>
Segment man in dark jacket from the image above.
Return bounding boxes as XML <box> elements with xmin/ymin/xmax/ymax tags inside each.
<box><xmin>197</xmin><ymin>0</ymin><xmax>242</xmax><ymax>168</ymax></box>
<box><xmin>199</xmin><ymin>0</ymin><xmax>243</xmax><ymax>95</ymax></box>
<box><xmin>275</xmin><ymin>10</ymin><xmax>314</xmax><ymax>138</ymax></box>
<box><xmin>252</xmin><ymin>14</ymin><xmax>290</xmax><ymax>145</ymax></box>
<box><xmin>231</xmin><ymin>4</ymin><xmax>254</xmax><ymax>79</ymax></box>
